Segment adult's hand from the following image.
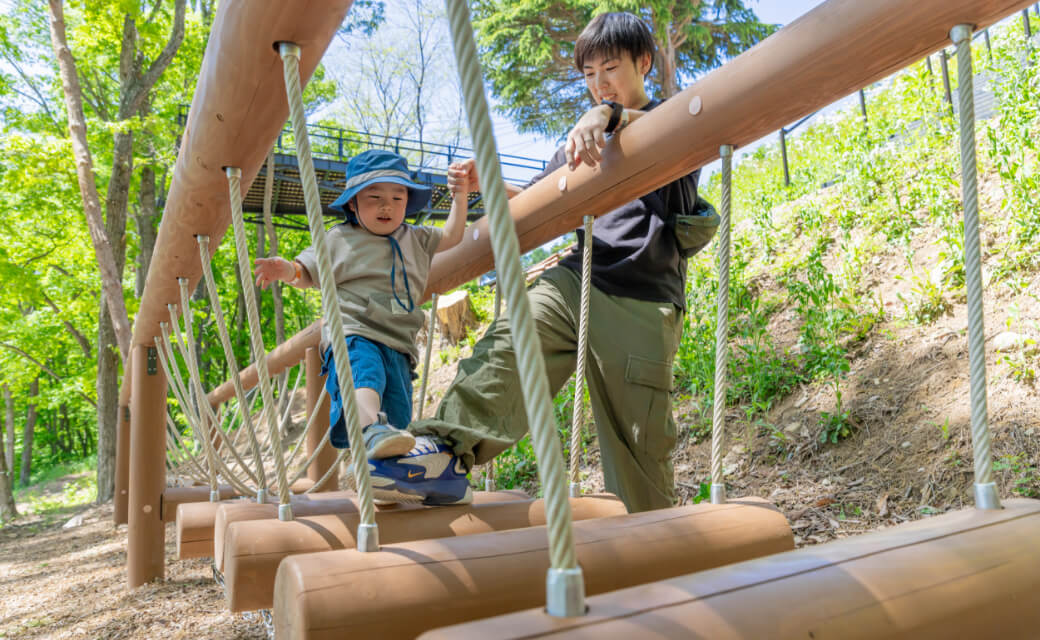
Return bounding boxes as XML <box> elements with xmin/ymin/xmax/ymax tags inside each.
<box><xmin>565</xmin><ymin>104</ymin><xmax>611</xmax><ymax>170</ymax></box>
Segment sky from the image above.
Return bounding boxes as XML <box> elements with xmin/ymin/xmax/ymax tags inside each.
<box><xmin>491</xmin><ymin>0</ymin><xmax>830</xmax><ymax>170</ymax></box>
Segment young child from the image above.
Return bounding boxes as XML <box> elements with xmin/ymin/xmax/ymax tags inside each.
<box><xmin>254</xmin><ymin>149</ymin><xmax>467</xmax><ymax>476</ymax></box>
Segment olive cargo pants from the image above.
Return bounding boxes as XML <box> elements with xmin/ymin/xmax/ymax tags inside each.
<box><xmin>411</xmin><ymin>265</ymin><xmax>683</xmax><ymax>512</ymax></box>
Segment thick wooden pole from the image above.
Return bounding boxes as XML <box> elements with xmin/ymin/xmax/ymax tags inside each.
<box><xmin>422</xmin><ymin>0</ymin><xmax>1035</xmax><ymax>298</ymax></box>
<box><xmin>128</xmin><ymin>343</ymin><xmax>166</xmax><ymax>586</ymax></box>
<box><xmin>113</xmin><ymin>404</ymin><xmax>130</xmax><ymax>525</ymax></box>
<box><xmin>304</xmin><ymin>347</ymin><xmax>335</xmax><ymax>490</ymax></box>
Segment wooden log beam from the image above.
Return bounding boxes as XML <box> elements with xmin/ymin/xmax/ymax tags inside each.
<box><xmin>422</xmin><ymin>499</ymin><xmax>1040</xmax><ymax>639</ymax></box>
<box><xmin>206</xmin><ymin>321</ymin><xmax>321</xmax><ymax>406</ymax></box>
<box><xmin>421</xmin><ymin>0</ymin><xmax>1034</xmax><ymax>297</ymax></box>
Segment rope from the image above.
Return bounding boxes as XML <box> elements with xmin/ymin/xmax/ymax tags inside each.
<box><xmin>156</xmin><ymin>322</ymin><xmax>255</xmax><ymax>497</ymax></box>
<box><xmin>417</xmin><ymin>294</ymin><xmax>439</xmax><ymax>420</ymax></box>
<box><xmin>172</xmin><ymin>290</ymin><xmax>262</xmax><ymax>489</ymax></box>
<box><xmin>711</xmin><ymin>145</ymin><xmax>733</xmax><ymax>504</ymax></box>
<box><xmin>197</xmin><ymin>236</ymin><xmax>269</xmax><ymax>496</ymax></box>
<box><xmin>280</xmin><ymin>43</ymin><xmax>377</xmax><ymax>541</ymax></box>
<box><xmin>262</xmin><ymin>148</ymin><xmax>289</xmax><ymax>423</ymax></box>
<box><xmin>166</xmin><ymin>414</ymin><xmax>209</xmax><ymax>482</ymax></box>
<box><xmin>568</xmin><ymin>215</ymin><xmax>594</xmax><ymax>496</ymax></box>
<box><xmin>225</xmin><ymin>168</ymin><xmax>294</xmax><ymax>519</ymax></box>
<box><xmin>445</xmin><ymin>0</ymin><xmax>578</xmax><ymax>580</ymax></box>
<box><xmin>154</xmin><ymin>321</ymin><xmax>219</xmax><ymax>493</ymax></box>
<box><xmin>951</xmin><ymin>25</ymin><xmax>999</xmax><ymax>509</ymax></box>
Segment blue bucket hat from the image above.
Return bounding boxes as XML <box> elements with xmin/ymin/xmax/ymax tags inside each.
<box><xmin>330</xmin><ymin>149</ymin><xmax>432</xmax><ymax>223</ymax></box>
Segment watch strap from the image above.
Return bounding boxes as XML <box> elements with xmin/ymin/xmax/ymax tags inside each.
<box><xmin>602</xmin><ymin>100</ymin><xmax>623</xmax><ymax>134</ymax></box>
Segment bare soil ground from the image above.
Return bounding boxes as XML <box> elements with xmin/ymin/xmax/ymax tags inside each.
<box><xmin>3</xmin><ymin>189</ymin><xmax>1039</xmax><ymax>640</ymax></box>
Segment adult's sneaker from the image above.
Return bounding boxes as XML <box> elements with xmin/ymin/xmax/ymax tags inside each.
<box><xmin>362</xmin><ymin>412</ymin><xmax>416</xmax><ymax>459</ymax></box>
<box><xmin>368</xmin><ymin>435</ymin><xmax>473</xmax><ymax>505</ymax></box>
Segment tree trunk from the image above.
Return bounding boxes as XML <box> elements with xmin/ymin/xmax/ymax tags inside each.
<box><xmin>20</xmin><ymin>379</ymin><xmax>39</xmax><ymax>486</ymax></box>
<box><xmin>94</xmin><ymin>125</ymin><xmax>131</xmax><ymax>505</ymax></box>
<box><xmin>96</xmin><ymin>301</ymin><xmax>120</xmax><ymax>502</ymax></box>
<box><xmin>3</xmin><ymin>384</ymin><xmax>13</xmax><ymax>473</ymax></box>
<box><xmin>0</xmin><ymin>409</ymin><xmax>16</xmax><ymax>522</ymax></box>
<box><xmin>47</xmin><ymin>0</ymin><xmax>133</xmax><ymax>363</ymax></box>
<box><xmin>655</xmin><ymin>38</ymin><xmax>680</xmax><ymax>98</ymax></box>
<box><xmin>135</xmin><ymin>163</ymin><xmax>158</xmax><ymax>298</ymax></box>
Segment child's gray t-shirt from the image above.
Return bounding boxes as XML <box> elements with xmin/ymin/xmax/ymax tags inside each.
<box><xmin>295</xmin><ymin>222</ymin><xmax>444</xmax><ymax>365</ymax></box>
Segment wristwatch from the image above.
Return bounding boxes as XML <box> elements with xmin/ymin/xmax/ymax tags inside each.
<box><xmin>601</xmin><ymin>100</ymin><xmax>628</xmax><ymax>134</ymax></box>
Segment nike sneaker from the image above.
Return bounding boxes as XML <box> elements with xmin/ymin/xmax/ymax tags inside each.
<box><xmin>368</xmin><ymin>435</ymin><xmax>473</xmax><ymax>505</ymax></box>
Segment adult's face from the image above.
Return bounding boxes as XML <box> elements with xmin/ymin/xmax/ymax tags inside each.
<box><xmin>582</xmin><ymin>51</ymin><xmax>652</xmax><ymax>110</ymax></box>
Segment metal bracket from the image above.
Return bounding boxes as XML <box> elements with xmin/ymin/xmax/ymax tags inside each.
<box><xmin>146</xmin><ymin>346</ymin><xmax>158</xmax><ymax>375</ymax></box>
<box><xmin>123</xmin><ymin>406</ymin><xmax>130</xmax><ymax>423</ymax></box>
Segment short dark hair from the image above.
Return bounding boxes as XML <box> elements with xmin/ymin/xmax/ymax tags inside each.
<box><xmin>574</xmin><ymin>12</ymin><xmax>655</xmax><ymax>74</ymax></box>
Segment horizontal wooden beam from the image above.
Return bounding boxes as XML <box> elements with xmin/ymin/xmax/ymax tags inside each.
<box><xmin>422</xmin><ymin>0</ymin><xmax>1033</xmax><ymax>298</ymax></box>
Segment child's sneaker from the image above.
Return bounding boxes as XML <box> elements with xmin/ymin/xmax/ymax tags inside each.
<box><xmin>362</xmin><ymin>412</ymin><xmax>416</xmax><ymax>459</ymax></box>
<box><xmin>368</xmin><ymin>435</ymin><xmax>473</xmax><ymax>506</ymax></box>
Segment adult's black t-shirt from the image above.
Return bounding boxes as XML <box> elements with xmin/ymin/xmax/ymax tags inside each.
<box><xmin>527</xmin><ymin>99</ymin><xmax>699</xmax><ymax>311</ymax></box>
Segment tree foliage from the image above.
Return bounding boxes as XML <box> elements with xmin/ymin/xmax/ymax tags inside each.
<box><xmin>472</xmin><ymin>0</ymin><xmax>775</xmax><ymax>138</ymax></box>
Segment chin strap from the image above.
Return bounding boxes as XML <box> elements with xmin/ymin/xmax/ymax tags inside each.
<box><xmin>388</xmin><ymin>234</ymin><xmax>414</xmax><ymax>312</ymax></box>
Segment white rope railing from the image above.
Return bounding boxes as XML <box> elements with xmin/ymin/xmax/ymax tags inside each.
<box><xmin>951</xmin><ymin>24</ymin><xmax>1000</xmax><ymax>510</ymax></box>
<box><xmin>568</xmin><ymin>215</ymin><xmax>594</xmax><ymax>498</ymax></box>
<box><xmin>197</xmin><ymin>236</ymin><xmax>270</xmax><ymax>500</ymax></box>
<box><xmin>711</xmin><ymin>144</ymin><xmax>733</xmax><ymax>504</ymax></box>
<box><xmin>280</xmin><ymin>42</ymin><xmax>378</xmax><ymax>549</ymax></box>
<box><xmin>225</xmin><ymin>166</ymin><xmax>294</xmax><ymax>520</ymax></box>
<box><xmin>171</xmin><ymin>290</ymin><xmax>262</xmax><ymax>490</ymax></box>
<box><xmin>444</xmin><ymin>0</ymin><xmax>583</xmax><ymax>616</ymax></box>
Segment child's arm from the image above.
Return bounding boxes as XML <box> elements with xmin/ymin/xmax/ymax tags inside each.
<box><xmin>254</xmin><ymin>256</ymin><xmax>314</xmax><ymax>289</ymax></box>
<box><xmin>436</xmin><ymin>162</ymin><xmax>470</xmax><ymax>253</ymax></box>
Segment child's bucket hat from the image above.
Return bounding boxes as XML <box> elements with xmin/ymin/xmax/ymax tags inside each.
<box><xmin>330</xmin><ymin>149</ymin><xmax>432</xmax><ymax>221</ymax></box>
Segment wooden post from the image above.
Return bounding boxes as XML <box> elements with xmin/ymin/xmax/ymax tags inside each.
<box><xmin>779</xmin><ymin>128</ymin><xmax>791</xmax><ymax>187</ymax></box>
<box><xmin>1024</xmin><ymin>8</ymin><xmax>1033</xmax><ymax>38</ymax></box>
<box><xmin>304</xmin><ymin>347</ymin><xmax>336</xmax><ymax>490</ymax></box>
<box><xmin>114</xmin><ymin>403</ymin><xmax>130</xmax><ymax>525</ymax></box>
<box><xmin>128</xmin><ymin>343</ymin><xmax>167</xmax><ymax>587</ymax></box>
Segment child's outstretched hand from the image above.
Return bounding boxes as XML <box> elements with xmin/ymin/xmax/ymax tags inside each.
<box><xmin>254</xmin><ymin>257</ymin><xmax>294</xmax><ymax>289</ymax></box>
<box><xmin>448</xmin><ymin>159</ymin><xmax>480</xmax><ymax>195</ymax></box>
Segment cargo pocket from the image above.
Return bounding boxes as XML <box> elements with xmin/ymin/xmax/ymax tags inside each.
<box><xmin>673</xmin><ymin>197</ymin><xmax>720</xmax><ymax>259</ymax></box>
<box><xmin>624</xmin><ymin>355</ymin><xmax>676</xmax><ymax>459</ymax></box>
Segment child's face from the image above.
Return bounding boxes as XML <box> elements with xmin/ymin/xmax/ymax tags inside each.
<box><xmin>582</xmin><ymin>51</ymin><xmax>651</xmax><ymax>109</ymax></box>
<box><xmin>351</xmin><ymin>182</ymin><xmax>409</xmax><ymax>234</ymax></box>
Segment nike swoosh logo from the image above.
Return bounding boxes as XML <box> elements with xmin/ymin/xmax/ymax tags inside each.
<box><xmin>408</xmin><ymin>470</ymin><xmax>423</xmax><ymax>479</ymax></box>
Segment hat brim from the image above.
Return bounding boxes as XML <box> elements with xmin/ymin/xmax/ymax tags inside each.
<box><xmin>330</xmin><ymin>176</ymin><xmax>432</xmax><ymax>217</ymax></box>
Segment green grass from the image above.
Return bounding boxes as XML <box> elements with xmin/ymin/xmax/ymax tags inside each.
<box><xmin>12</xmin><ymin>459</ymin><xmax>96</xmax><ymax>518</ymax></box>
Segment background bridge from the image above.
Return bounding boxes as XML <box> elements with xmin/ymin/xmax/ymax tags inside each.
<box><xmin>176</xmin><ymin>107</ymin><xmax>549</xmax><ymax>230</ymax></box>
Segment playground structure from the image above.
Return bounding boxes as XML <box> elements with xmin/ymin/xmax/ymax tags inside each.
<box><xmin>116</xmin><ymin>0</ymin><xmax>1040</xmax><ymax>637</ymax></box>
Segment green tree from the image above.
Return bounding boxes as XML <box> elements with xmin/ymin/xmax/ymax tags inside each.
<box><xmin>472</xmin><ymin>0</ymin><xmax>775</xmax><ymax>138</ymax></box>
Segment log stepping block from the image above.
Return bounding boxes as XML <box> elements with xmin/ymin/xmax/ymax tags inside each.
<box><xmin>177</xmin><ymin>488</ymin><xmax>528</xmax><ymax>562</ymax></box>
<box><xmin>164</xmin><ymin>477</ymin><xmax>317</xmax><ymax>524</ymax></box>
<box><xmin>227</xmin><ymin>494</ymin><xmax>627</xmax><ymax>612</ymax></box>
<box><xmin>422</xmin><ymin>498</ymin><xmax>1040</xmax><ymax>640</ymax></box>
<box><xmin>273</xmin><ymin>498</ymin><xmax>792</xmax><ymax>638</ymax></box>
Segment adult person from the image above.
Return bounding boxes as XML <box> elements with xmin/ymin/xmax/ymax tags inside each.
<box><xmin>369</xmin><ymin>12</ymin><xmax>711</xmax><ymax>512</ymax></box>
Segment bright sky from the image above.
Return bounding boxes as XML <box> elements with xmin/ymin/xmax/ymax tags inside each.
<box><xmin>492</xmin><ymin>0</ymin><xmax>829</xmax><ymax>170</ymax></box>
